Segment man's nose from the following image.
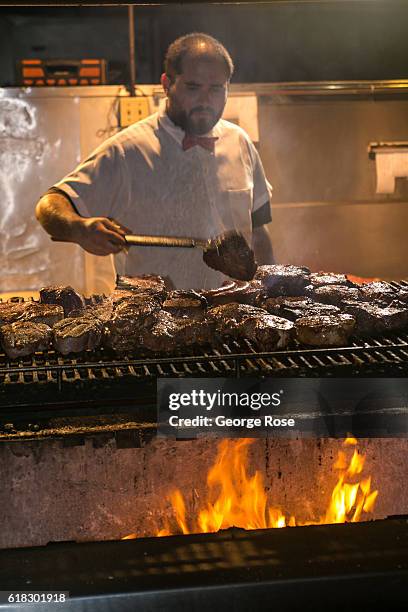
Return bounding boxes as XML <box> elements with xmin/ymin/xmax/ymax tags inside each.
<box><xmin>198</xmin><ymin>88</ymin><xmax>211</xmax><ymax>105</ymax></box>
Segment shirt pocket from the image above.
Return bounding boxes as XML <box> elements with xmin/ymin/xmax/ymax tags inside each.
<box><xmin>224</xmin><ymin>187</ymin><xmax>254</xmax><ymax>244</ymax></box>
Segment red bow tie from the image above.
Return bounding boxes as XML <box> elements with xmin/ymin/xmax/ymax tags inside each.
<box><xmin>182</xmin><ymin>135</ymin><xmax>218</xmax><ymax>152</ymax></box>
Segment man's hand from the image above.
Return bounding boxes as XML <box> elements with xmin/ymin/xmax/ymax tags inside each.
<box><xmin>75</xmin><ymin>217</ymin><xmax>133</xmax><ymax>256</ymax></box>
<box><xmin>36</xmin><ymin>192</ymin><xmax>133</xmax><ymax>256</ymax></box>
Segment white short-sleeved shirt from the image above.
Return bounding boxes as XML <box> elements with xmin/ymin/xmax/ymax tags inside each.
<box><xmin>54</xmin><ymin>109</ymin><xmax>272</xmax><ymax>289</ymax></box>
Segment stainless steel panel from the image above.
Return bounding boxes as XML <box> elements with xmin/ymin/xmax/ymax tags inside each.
<box><xmin>0</xmin><ymin>87</ymin><xmax>126</xmax><ymax>295</ymax></box>
<box><xmin>0</xmin><ymin>89</ymin><xmax>85</xmax><ymax>292</ymax></box>
<box><xmin>269</xmin><ymin>201</ymin><xmax>408</xmax><ymax>279</ymax></box>
<box><xmin>257</xmin><ymin>93</ymin><xmax>408</xmax><ymax>277</ymax></box>
<box><xmin>258</xmin><ymin>98</ymin><xmax>408</xmax><ymax>203</ymax></box>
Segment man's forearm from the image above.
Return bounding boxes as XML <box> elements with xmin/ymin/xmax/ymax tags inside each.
<box><xmin>253</xmin><ymin>224</ymin><xmax>274</xmax><ymax>265</ymax></box>
<box><xmin>36</xmin><ymin>192</ymin><xmax>130</xmax><ymax>256</ymax></box>
<box><xmin>35</xmin><ymin>192</ymin><xmax>84</xmax><ymax>242</ymax></box>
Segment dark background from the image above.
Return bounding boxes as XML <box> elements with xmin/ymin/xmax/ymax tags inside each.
<box><xmin>0</xmin><ymin>1</ymin><xmax>407</xmax><ymax>86</ymax></box>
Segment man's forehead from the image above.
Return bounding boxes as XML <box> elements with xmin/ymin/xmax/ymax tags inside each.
<box><xmin>179</xmin><ymin>54</ymin><xmax>229</xmax><ymax>81</ymax></box>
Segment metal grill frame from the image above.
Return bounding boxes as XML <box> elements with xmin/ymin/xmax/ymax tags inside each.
<box><xmin>0</xmin><ymin>517</ymin><xmax>406</xmax><ymax>611</ymax></box>
<box><xmin>2</xmin><ymin>333</ymin><xmax>408</xmax><ymax>384</ymax></box>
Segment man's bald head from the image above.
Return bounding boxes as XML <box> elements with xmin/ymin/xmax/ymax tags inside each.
<box><xmin>164</xmin><ymin>33</ymin><xmax>234</xmax><ymax>82</ymax></box>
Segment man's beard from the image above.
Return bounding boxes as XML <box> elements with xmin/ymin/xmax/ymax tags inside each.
<box><xmin>167</xmin><ymin>99</ymin><xmax>219</xmax><ymax>135</ymax></box>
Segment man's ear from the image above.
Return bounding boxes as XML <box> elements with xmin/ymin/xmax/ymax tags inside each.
<box><xmin>161</xmin><ymin>73</ymin><xmax>171</xmax><ymax>95</ymax></box>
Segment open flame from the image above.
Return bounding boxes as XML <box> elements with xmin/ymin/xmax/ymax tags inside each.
<box><xmin>322</xmin><ymin>436</ymin><xmax>378</xmax><ymax>525</ymax></box>
<box><xmin>123</xmin><ymin>437</ymin><xmax>378</xmax><ymax>539</ymax></box>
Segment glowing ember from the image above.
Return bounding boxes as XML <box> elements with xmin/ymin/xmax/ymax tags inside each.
<box><xmin>346</xmin><ymin>274</ymin><xmax>380</xmax><ymax>285</ymax></box>
<box><xmin>123</xmin><ymin>437</ymin><xmax>378</xmax><ymax>539</ymax></box>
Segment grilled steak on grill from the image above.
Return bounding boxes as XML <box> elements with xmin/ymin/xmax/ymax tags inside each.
<box><xmin>5</xmin><ymin>267</ymin><xmax>408</xmax><ymax>359</ymax></box>
<box><xmin>15</xmin><ymin>303</ymin><xmax>64</xmax><ymax>327</ymax></box>
<box><xmin>84</xmin><ymin>294</ymin><xmax>106</xmax><ymax>307</ymax></box>
<box><xmin>295</xmin><ymin>313</ymin><xmax>356</xmax><ymax>346</ymax></box>
<box><xmin>162</xmin><ymin>290</ymin><xmax>207</xmax><ymax>319</ymax></box>
<box><xmin>40</xmin><ymin>285</ymin><xmax>85</xmax><ymax>316</ymax></box>
<box><xmin>110</xmin><ymin>289</ymin><xmax>137</xmax><ymax>305</ymax></box>
<box><xmin>104</xmin><ymin>295</ymin><xmax>161</xmax><ymax>352</ymax></box>
<box><xmin>306</xmin><ymin>284</ymin><xmax>361</xmax><ymax>306</ymax></box>
<box><xmin>1</xmin><ymin>321</ymin><xmax>52</xmax><ymax>358</ymax></box>
<box><xmin>208</xmin><ymin>303</ymin><xmax>293</xmax><ymax>349</ymax></box>
<box><xmin>343</xmin><ymin>301</ymin><xmax>408</xmax><ymax>335</ymax></box>
<box><xmin>116</xmin><ymin>274</ymin><xmax>167</xmax><ymax>301</ymax></box>
<box><xmin>258</xmin><ymin>296</ymin><xmax>341</xmax><ymax>321</ymax></box>
<box><xmin>53</xmin><ymin>317</ymin><xmax>103</xmax><ymax>355</ymax></box>
<box><xmin>208</xmin><ymin>303</ymin><xmax>267</xmax><ymax>330</ymax></box>
<box><xmin>0</xmin><ymin>302</ymin><xmax>27</xmax><ymax>325</ymax></box>
<box><xmin>309</xmin><ymin>272</ymin><xmax>350</xmax><ymax>287</ymax></box>
<box><xmin>392</xmin><ymin>288</ymin><xmax>408</xmax><ymax>304</ymax></box>
<box><xmin>140</xmin><ymin>310</ymin><xmax>215</xmax><ymax>353</ymax></box>
<box><xmin>203</xmin><ymin>231</ymin><xmax>257</xmax><ymax>281</ymax></box>
<box><xmin>358</xmin><ymin>281</ymin><xmax>397</xmax><ymax>305</ymax></box>
<box><xmin>255</xmin><ymin>264</ymin><xmax>311</xmax><ymax>296</ymax></box>
<box><xmin>202</xmin><ymin>280</ymin><xmax>263</xmax><ymax>306</ymax></box>
<box><xmin>239</xmin><ymin>314</ymin><xmax>294</xmax><ymax>350</ymax></box>
<box><xmin>69</xmin><ymin>300</ymin><xmax>114</xmax><ymax>323</ymax></box>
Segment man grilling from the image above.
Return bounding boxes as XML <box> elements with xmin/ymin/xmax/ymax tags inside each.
<box><xmin>36</xmin><ymin>33</ymin><xmax>273</xmax><ymax>289</ymax></box>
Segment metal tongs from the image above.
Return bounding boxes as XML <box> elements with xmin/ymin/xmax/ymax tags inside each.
<box><xmin>124</xmin><ymin>235</ymin><xmax>209</xmax><ymax>249</ymax></box>
<box><xmin>125</xmin><ymin>231</ymin><xmax>258</xmax><ymax>281</ymax></box>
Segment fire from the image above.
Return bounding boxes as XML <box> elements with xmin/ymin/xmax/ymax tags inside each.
<box><xmin>123</xmin><ymin>437</ymin><xmax>378</xmax><ymax>539</ymax></box>
<box><xmin>322</xmin><ymin>437</ymin><xmax>378</xmax><ymax>525</ymax></box>
<box><xmin>346</xmin><ymin>274</ymin><xmax>380</xmax><ymax>285</ymax></box>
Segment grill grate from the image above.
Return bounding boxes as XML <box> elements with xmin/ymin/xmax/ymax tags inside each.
<box><xmin>2</xmin><ymin>331</ymin><xmax>408</xmax><ymax>386</ymax></box>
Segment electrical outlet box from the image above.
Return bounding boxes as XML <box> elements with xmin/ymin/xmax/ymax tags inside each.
<box><xmin>119</xmin><ymin>97</ymin><xmax>150</xmax><ymax>127</ymax></box>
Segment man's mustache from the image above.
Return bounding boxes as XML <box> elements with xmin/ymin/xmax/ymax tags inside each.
<box><xmin>190</xmin><ymin>107</ymin><xmax>214</xmax><ymax>115</ymax></box>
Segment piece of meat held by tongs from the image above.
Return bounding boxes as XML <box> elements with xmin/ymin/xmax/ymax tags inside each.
<box><xmin>125</xmin><ymin>230</ymin><xmax>258</xmax><ymax>281</ymax></box>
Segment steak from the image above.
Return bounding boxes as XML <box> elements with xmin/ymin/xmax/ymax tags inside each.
<box><xmin>1</xmin><ymin>321</ymin><xmax>52</xmax><ymax>358</ymax></box>
<box><xmin>84</xmin><ymin>294</ymin><xmax>106</xmax><ymax>307</ymax></box>
<box><xmin>207</xmin><ymin>303</ymin><xmax>293</xmax><ymax>349</ymax></box>
<box><xmin>258</xmin><ymin>296</ymin><xmax>341</xmax><ymax>321</ymax></box>
<box><xmin>202</xmin><ymin>231</ymin><xmax>257</xmax><ymax>281</ymax></box>
<box><xmin>0</xmin><ymin>302</ymin><xmax>27</xmax><ymax>325</ymax></box>
<box><xmin>343</xmin><ymin>301</ymin><xmax>408</xmax><ymax>336</ymax></box>
<box><xmin>69</xmin><ymin>300</ymin><xmax>114</xmax><ymax>323</ymax></box>
<box><xmin>207</xmin><ymin>303</ymin><xmax>268</xmax><ymax>331</ymax></box>
<box><xmin>40</xmin><ymin>285</ymin><xmax>85</xmax><ymax>316</ymax></box>
<box><xmin>254</xmin><ymin>264</ymin><xmax>311</xmax><ymax>297</ymax></box>
<box><xmin>104</xmin><ymin>295</ymin><xmax>161</xmax><ymax>352</ymax></box>
<box><xmin>140</xmin><ymin>311</ymin><xmax>215</xmax><ymax>353</ymax></box>
<box><xmin>358</xmin><ymin>281</ymin><xmax>397</xmax><ymax>305</ymax></box>
<box><xmin>309</xmin><ymin>272</ymin><xmax>350</xmax><ymax>287</ymax></box>
<box><xmin>162</xmin><ymin>290</ymin><xmax>207</xmax><ymax>319</ymax></box>
<box><xmin>306</xmin><ymin>284</ymin><xmax>361</xmax><ymax>306</ymax></box>
<box><xmin>386</xmin><ymin>288</ymin><xmax>408</xmax><ymax>309</ymax></box>
<box><xmin>53</xmin><ymin>317</ymin><xmax>103</xmax><ymax>355</ymax></box>
<box><xmin>16</xmin><ymin>303</ymin><xmax>64</xmax><ymax>327</ymax></box>
<box><xmin>110</xmin><ymin>289</ymin><xmax>137</xmax><ymax>306</ymax></box>
<box><xmin>239</xmin><ymin>314</ymin><xmax>294</xmax><ymax>350</ymax></box>
<box><xmin>202</xmin><ymin>280</ymin><xmax>263</xmax><ymax>307</ymax></box>
<box><xmin>116</xmin><ymin>274</ymin><xmax>167</xmax><ymax>301</ymax></box>
<box><xmin>393</xmin><ymin>288</ymin><xmax>408</xmax><ymax>304</ymax></box>
<box><xmin>295</xmin><ymin>313</ymin><xmax>356</xmax><ymax>347</ymax></box>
